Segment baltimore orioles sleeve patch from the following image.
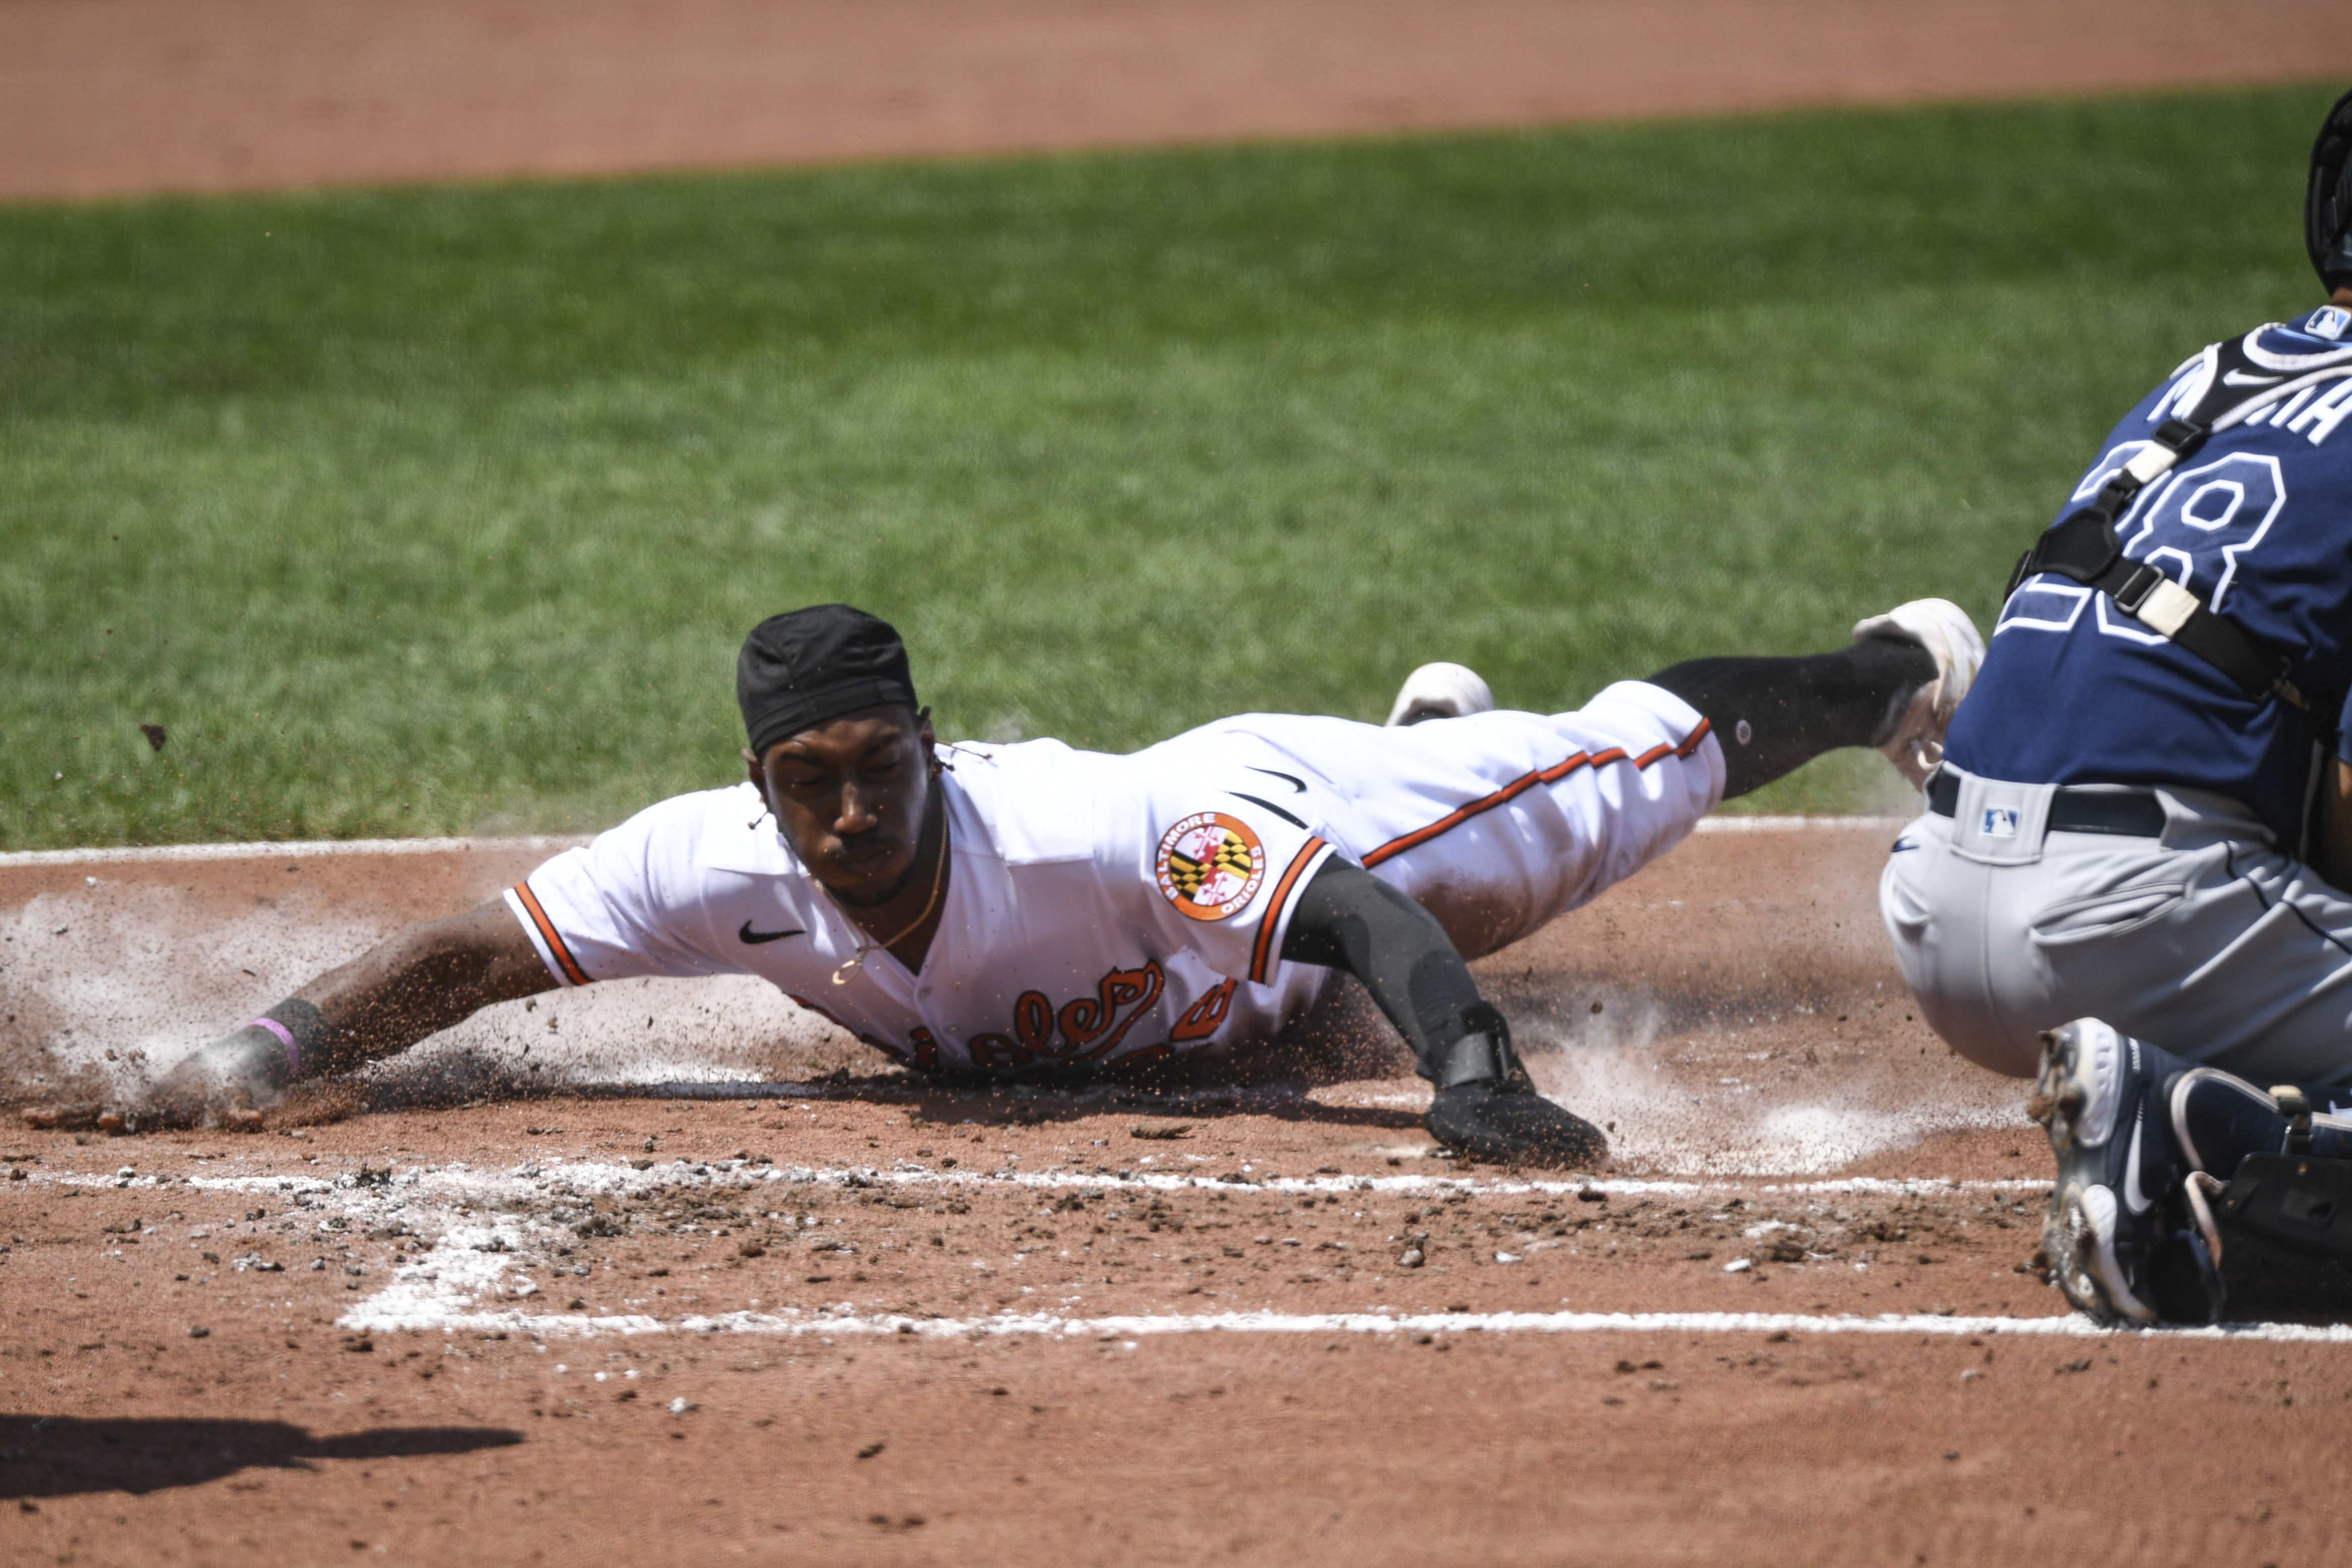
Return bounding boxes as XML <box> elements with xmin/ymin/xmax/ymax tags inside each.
<box><xmin>1155</xmin><ymin>811</ymin><xmax>1268</xmax><ymax>921</ymax></box>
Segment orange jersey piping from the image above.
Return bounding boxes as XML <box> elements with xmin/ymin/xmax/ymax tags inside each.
<box><xmin>1360</xmin><ymin>717</ymin><xmax>1712</xmax><ymax>870</ymax></box>
<box><xmin>1249</xmin><ymin>835</ymin><xmax>1330</xmax><ymax>984</ymax></box>
<box><xmin>511</xmin><ymin>880</ymin><xmax>591</xmax><ymax>987</ymax></box>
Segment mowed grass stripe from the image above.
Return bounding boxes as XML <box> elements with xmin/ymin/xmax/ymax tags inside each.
<box><xmin>1</xmin><ymin>87</ymin><xmax>2337</xmax><ymax>847</ymax></box>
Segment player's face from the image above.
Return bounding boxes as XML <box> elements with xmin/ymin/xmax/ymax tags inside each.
<box><xmin>746</xmin><ymin>705</ymin><xmax>938</xmax><ymax>907</ymax></box>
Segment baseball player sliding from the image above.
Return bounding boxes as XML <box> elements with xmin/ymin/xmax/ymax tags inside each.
<box><xmin>1884</xmin><ymin>89</ymin><xmax>2352</xmax><ymax>1322</ymax></box>
<box><xmin>39</xmin><ymin>597</ymin><xmax>1980</xmax><ymax>1167</ymax></box>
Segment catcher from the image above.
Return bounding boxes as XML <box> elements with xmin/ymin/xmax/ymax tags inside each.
<box><xmin>39</xmin><ymin>596</ymin><xmax>1979</xmax><ymax>1166</ymax></box>
<box><xmin>1882</xmin><ymin>89</ymin><xmax>2352</xmax><ymax>1321</ymax></box>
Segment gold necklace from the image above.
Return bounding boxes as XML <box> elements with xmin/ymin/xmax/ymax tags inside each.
<box><xmin>830</xmin><ymin>818</ymin><xmax>948</xmax><ymax>986</ymax></box>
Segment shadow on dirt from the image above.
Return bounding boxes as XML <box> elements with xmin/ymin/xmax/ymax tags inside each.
<box><xmin>2218</xmin><ymin>1236</ymin><xmax>2352</xmax><ymax>1325</ymax></box>
<box><xmin>17</xmin><ymin>1069</ymin><xmax>1434</xmax><ymax>1139</ymax></box>
<box><xmin>344</xmin><ymin>1069</ymin><xmax>1435</xmax><ymax>1135</ymax></box>
<box><xmin>0</xmin><ymin>1416</ymin><xmax>522</xmax><ymax>1500</ymax></box>
<box><xmin>19</xmin><ymin>978</ymin><xmax>1443</xmax><ymax>1136</ymax></box>
<box><xmin>287</xmin><ymin>975</ymin><xmax>1433</xmax><ymax>1134</ymax></box>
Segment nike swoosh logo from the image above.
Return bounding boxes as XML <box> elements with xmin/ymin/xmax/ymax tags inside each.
<box><xmin>738</xmin><ymin>920</ymin><xmax>807</xmax><ymax>945</ymax></box>
<box><xmin>2122</xmin><ymin>1115</ymin><xmax>2152</xmax><ymax>1214</ymax></box>
<box><xmin>1246</xmin><ymin>766</ymin><xmax>1307</xmax><ymax>793</ymax></box>
<box><xmin>1230</xmin><ymin>792</ymin><xmax>1309</xmax><ymax>830</ymax></box>
<box><xmin>2222</xmin><ymin>370</ymin><xmax>2281</xmax><ymax>386</ymax></box>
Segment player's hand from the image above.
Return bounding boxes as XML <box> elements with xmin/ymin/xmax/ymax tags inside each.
<box><xmin>19</xmin><ymin>1099</ymin><xmax>107</xmax><ymax>1132</ymax></box>
<box><xmin>1425</xmin><ymin>1080</ymin><xmax>1607</xmax><ymax>1168</ymax></box>
<box><xmin>137</xmin><ymin>1028</ymin><xmax>294</xmax><ymax>1130</ymax></box>
<box><xmin>19</xmin><ymin>1029</ymin><xmax>293</xmax><ymax>1136</ymax></box>
<box><xmin>18</xmin><ymin>1094</ymin><xmax>181</xmax><ymax>1134</ymax></box>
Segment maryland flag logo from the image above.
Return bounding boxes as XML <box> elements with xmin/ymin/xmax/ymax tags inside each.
<box><xmin>1155</xmin><ymin>812</ymin><xmax>1268</xmax><ymax>922</ymax></box>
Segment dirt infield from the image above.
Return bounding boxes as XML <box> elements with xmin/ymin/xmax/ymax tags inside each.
<box><xmin>9</xmin><ymin>825</ymin><xmax>2352</xmax><ymax>1564</ymax></box>
<box><xmin>6</xmin><ymin>0</ymin><xmax>2351</xmax><ymax>201</ymax></box>
<box><xmin>15</xmin><ymin>1123</ymin><xmax>2352</xmax><ymax>1568</ymax></box>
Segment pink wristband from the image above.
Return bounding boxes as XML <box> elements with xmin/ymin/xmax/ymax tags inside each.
<box><xmin>247</xmin><ymin>1016</ymin><xmax>298</xmax><ymax>1077</ymax></box>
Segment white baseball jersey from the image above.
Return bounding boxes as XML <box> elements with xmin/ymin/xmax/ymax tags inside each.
<box><xmin>507</xmin><ymin>680</ymin><xmax>1719</xmax><ymax>1074</ymax></box>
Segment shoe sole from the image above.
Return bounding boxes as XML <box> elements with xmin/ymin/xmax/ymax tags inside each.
<box><xmin>2033</xmin><ymin>1023</ymin><xmax>2157</xmax><ymax>1324</ymax></box>
<box><xmin>2044</xmin><ymin>1182</ymin><xmax>2156</xmax><ymax>1324</ymax></box>
<box><xmin>2033</xmin><ymin>1020</ymin><xmax>2129</xmax><ymax>1154</ymax></box>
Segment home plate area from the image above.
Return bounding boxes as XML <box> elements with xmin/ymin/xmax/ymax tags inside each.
<box><xmin>11</xmin><ymin>829</ymin><xmax>2352</xmax><ymax>1562</ymax></box>
<box><xmin>28</xmin><ymin>1101</ymin><xmax>2352</xmax><ymax>1348</ymax></box>
<box><xmin>14</xmin><ymin>1094</ymin><xmax>2352</xmax><ymax>1564</ymax></box>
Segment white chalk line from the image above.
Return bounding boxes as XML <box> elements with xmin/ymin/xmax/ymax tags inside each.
<box><xmin>36</xmin><ymin>1160</ymin><xmax>2052</xmax><ymax>1202</ymax></box>
<box><xmin>3</xmin><ymin>816</ymin><xmax>1904</xmax><ymax>869</ymax></box>
<box><xmin>333</xmin><ymin>1303</ymin><xmax>2352</xmax><ymax>1346</ymax></box>
<box><xmin>43</xmin><ymin>1158</ymin><xmax>2348</xmax><ymax>1347</ymax></box>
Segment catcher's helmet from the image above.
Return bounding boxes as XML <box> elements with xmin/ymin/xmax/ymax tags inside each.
<box><xmin>2310</xmin><ymin>87</ymin><xmax>2352</xmax><ymax>294</ymax></box>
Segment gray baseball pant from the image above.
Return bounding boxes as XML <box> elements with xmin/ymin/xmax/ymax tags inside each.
<box><xmin>1880</xmin><ymin>763</ymin><xmax>2352</xmax><ymax>1087</ymax></box>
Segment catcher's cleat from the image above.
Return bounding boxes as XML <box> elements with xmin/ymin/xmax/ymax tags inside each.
<box><xmin>1852</xmin><ymin>598</ymin><xmax>1985</xmax><ymax>788</ymax></box>
<box><xmin>2032</xmin><ymin>1019</ymin><xmax>2222</xmax><ymax>1325</ymax></box>
<box><xmin>1385</xmin><ymin>662</ymin><xmax>1495</xmax><ymax>728</ymax></box>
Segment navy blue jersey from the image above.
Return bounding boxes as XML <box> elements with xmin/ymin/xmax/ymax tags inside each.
<box><xmin>1946</xmin><ymin>305</ymin><xmax>2352</xmax><ymax>844</ymax></box>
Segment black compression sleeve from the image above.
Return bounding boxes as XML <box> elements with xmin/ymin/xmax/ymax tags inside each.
<box><xmin>1279</xmin><ymin>858</ymin><xmax>1485</xmax><ymax>1079</ymax></box>
<box><xmin>1645</xmin><ymin>638</ymin><xmax>1935</xmax><ymax>799</ymax></box>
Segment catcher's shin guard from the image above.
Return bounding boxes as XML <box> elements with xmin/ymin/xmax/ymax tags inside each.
<box><xmin>2211</xmin><ymin>1151</ymin><xmax>2352</xmax><ymax>1259</ymax></box>
<box><xmin>2206</xmin><ymin>1085</ymin><xmax>2352</xmax><ymax>1264</ymax></box>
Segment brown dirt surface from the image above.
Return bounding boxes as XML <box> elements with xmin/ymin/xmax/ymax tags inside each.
<box><xmin>6</xmin><ymin>0</ymin><xmax>2351</xmax><ymax>202</ymax></box>
<box><xmin>9</xmin><ymin>824</ymin><xmax>2352</xmax><ymax>1564</ymax></box>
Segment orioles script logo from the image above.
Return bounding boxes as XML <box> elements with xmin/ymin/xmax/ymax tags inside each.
<box><xmin>967</xmin><ymin>963</ymin><xmax>1167</xmax><ymax>1070</ymax></box>
<box><xmin>1155</xmin><ymin>812</ymin><xmax>1266</xmax><ymax>921</ymax></box>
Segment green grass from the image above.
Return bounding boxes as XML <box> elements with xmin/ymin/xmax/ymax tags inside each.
<box><xmin>1</xmin><ymin>84</ymin><xmax>2340</xmax><ymax>846</ymax></box>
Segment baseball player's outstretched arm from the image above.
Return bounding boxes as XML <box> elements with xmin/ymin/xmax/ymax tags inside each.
<box><xmin>1283</xmin><ymin>859</ymin><xmax>1605</xmax><ymax>1166</ymax></box>
<box><xmin>27</xmin><ymin>899</ymin><xmax>555</xmax><ymax>1133</ymax></box>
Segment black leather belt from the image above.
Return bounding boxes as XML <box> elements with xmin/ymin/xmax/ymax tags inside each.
<box><xmin>1925</xmin><ymin>770</ymin><xmax>2167</xmax><ymax>837</ymax></box>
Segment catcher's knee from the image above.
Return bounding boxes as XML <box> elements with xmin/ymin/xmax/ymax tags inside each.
<box><xmin>1886</xmin><ymin>982</ymin><xmax>2042</xmax><ymax>1078</ymax></box>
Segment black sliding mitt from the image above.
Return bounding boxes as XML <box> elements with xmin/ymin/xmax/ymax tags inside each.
<box><xmin>1422</xmin><ymin>1004</ymin><xmax>1607</xmax><ymax>1168</ymax></box>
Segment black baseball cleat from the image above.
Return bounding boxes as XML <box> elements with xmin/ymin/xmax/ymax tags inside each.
<box><xmin>2031</xmin><ymin>1019</ymin><xmax>2223</xmax><ymax>1325</ymax></box>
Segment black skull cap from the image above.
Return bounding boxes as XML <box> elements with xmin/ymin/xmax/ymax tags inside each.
<box><xmin>737</xmin><ymin>604</ymin><xmax>919</xmax><ymax>757</ymax></box>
